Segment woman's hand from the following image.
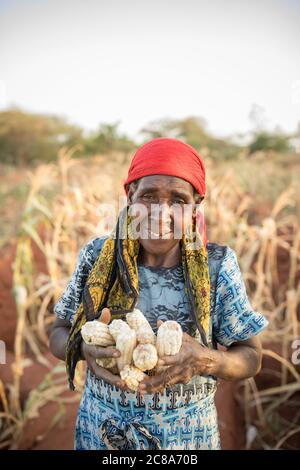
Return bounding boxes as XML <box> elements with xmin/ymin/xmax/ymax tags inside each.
<box><xmin>138</xmin><ymin>321</ymin><xmax>218</xmax><ymax>394</ymax></box>
<box><xmin>80</xmin><ymin>308</ymin><xmax>131</xmax><ymax>392</ymax></box>
<box><xmin>137</xmin><ymin>320</ymin><xmax>263</xmax><ymax>394</ymax></box>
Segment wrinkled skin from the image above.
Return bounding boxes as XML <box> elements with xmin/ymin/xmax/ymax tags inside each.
<box><xmin>127</xmin><ymin>174</ymin><xmax>203</xmax><ymax>268</ymax></box>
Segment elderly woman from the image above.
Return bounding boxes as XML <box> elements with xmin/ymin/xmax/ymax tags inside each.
<box><xmin>50</xmin><ymin>137</ymin><xmax>268</xmax><ymax>450</ymax></box>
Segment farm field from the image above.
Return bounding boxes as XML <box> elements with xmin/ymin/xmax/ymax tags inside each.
<box><xmin>0</xmin><ymin>149</ymin><xmax>299</xmax><ymax>450</ymax></box>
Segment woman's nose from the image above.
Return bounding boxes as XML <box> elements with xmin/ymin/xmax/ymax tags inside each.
<box><xmin>149</xmin><ymin>203</ymin><xmax>173</xmax><ymax>233</ymax></box>
<box><xmin>150</xmin><ymin>202</ymin><xmax>172</xmax><ymax>221</ymax></box>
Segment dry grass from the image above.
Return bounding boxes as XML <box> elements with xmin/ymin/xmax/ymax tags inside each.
<box><xmin>204</xmin><ymin>159</ymin><xmax>300</xmax><ymax>448</ymax></box>
<box><xmin>0</xmin><ymin>148</ymin><xmax>299</xmax><ymax>449</ymax></box>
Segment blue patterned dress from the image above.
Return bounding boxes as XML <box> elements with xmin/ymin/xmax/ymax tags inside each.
<box><xmin>54</xmin><ymin>236</ymin><xmax>268</xmax><ymax>450</ymax></box>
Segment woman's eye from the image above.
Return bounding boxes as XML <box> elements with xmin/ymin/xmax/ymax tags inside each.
<box><xmin>173</xmin><ymin>199</ymin><xmax>185</xmax><ymax>205</ymax></box>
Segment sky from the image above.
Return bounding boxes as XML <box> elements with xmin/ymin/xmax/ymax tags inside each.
<box><xmin>0</xmin><ymin>0</ymin><xmax>300</xmax><ymax>141</ymax></box>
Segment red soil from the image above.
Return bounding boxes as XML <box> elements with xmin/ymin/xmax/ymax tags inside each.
<box><xmin>0</xmin><ymin>242</ymin><xmax>18</xmax><ymax>350</ymax></box>
<box><xmin>0</xmin><ymin>236</ymin><xmax>48</xmax><ymax>351</ymax></box>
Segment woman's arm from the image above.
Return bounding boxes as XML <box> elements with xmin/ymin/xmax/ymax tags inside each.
<box><xmin>204</xmin><ymin>336</ymin><xmax>262</xmax><ymax>381</ymax></box>
<box><xmin>138</xmin><ymin>332</ymin><xmax>263</xmax><ymax>394</ymax></box>
<box><xmin>49</xmin><ymin>309</ymin><xmax>131</xmax><ymax>391</ymax></box>
<box><xmin>161</xmin><ymin>334</ymin><xmax>263</xmax><ymax>382</ymax></box>
<box><xmin>49</xmin><ymin>318</ymin><xmax>71</xmax><ymax>361</ymax></box>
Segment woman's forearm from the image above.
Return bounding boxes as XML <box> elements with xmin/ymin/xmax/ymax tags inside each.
<box><xmin>49</xmin><ymin>324</ymin><xmax>71</xmax><ymax>361</ymax></box>
<box><xmin>198</xmin><ymin>340</ymin><xmax>262</xmax><ymax>381</ymax></box>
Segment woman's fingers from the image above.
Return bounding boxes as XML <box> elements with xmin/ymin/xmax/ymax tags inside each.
<box><xmin>140</xmin><ymin>374</ymin><xmax>164</xmax><ymax>387</ymax></box>
<box><xmin>99</xmin><ymin>307</ymin><xmax>111</xmax><ymax>324</ymax></box>
<box><xmin>138</xmin><ymin>373</ymin><xmax>165</xmax><ymax>393</ymax></box>
<box><xmin>138</xmin><ymin>366</ymin><xmax>183</xmax><ymax>393</ymax></box>
<box><xmin>182</xmin><ymin>332</ymin><xmax>192</xmax><ymax>341</ymax></box>
<box><xmin>86</xmin><ymin>344</ymin><xmax>121</xmax><ymax>359</ymax></box>
<box><xmin>138</xmin><ymin>379</ymin><xmax>163</xmax><ymax>394</ymax></box>
<box><xmin>90</xmin><ymin>359</ymin><xmax>127</xmax><ymax>390</ymax></box>
<box><xmin>157</xmin><ymin>352</ymin><xmax>183</xmax><ymax>367</ymax></box>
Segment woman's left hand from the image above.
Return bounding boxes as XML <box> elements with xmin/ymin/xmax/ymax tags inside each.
<box><xmin>138</xmin><ymin>328</ymin><xmax>218</xmax><ymax>394</ymax></box>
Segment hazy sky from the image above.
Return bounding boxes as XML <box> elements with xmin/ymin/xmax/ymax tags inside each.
<box><xmin>1</xmin><ymin>0</ymin><xmax>299</xmax><ymax>140</ymax></box>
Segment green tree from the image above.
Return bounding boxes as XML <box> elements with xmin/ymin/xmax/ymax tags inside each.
<box><xmin>85</xmin><ymin>121</ymin><xmax>135</xmax><ymax>155</ymax></box>
<box><xmin>249</xmin><ymin>131</ymin><xmax>291</xmax><ymax>154</ymax></box>
<box><xmin>0</xmin><ymin>108</ymin><xmax>83</xmax><ymax>166</ymax></box>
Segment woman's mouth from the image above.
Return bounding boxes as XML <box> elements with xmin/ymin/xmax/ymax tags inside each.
<box><xmin>147</xmin><ymin>229</ymin><xmax>173</xmax><ymax>239</ymax></box>
<box><xmin>140</xmin><ymin>225</ymin><xmax>173</xmax><ymax>239</ymax></box>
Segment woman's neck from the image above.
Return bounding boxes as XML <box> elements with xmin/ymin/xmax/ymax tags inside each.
<box><xmin>138</xmin><ymin>243</ymin><xmax>181</xmax><ymax>268</ymax></box>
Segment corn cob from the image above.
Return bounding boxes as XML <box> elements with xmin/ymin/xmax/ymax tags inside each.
<box><xmin>81</xmin><ymin>320</ymin><xmax>115</xmax><ymax>346</ymax></box>
<box><xmin>120</xmin><ymin>365</ymin><xmax>146</xmax><ymax>392</ymax></box>
<box><xmin>126</xmin><ymin>308</ymin><xmax>155</xmax><ymax>345</ymax></box>
<box><xmin>116</xmin><ymin>328</ymin><xmax>137</xmax><ymax>372</ymax></box>
<box><xmin>133</xmin><ymin>343</ymin><xmax>158</xmax><ymax>371</ymax></box>
<box><xmin>109</xmin><ymin>319</ymin><xmax>132</xmax><ymax>341</ymax></box>
<box><xmin>95</xmin><ymin>357</ymin><xmax>117</xmax><ymax>369</ymax></box>
<box><xmin>156</xmin><ymin>320</ymin><xmax>183</xmax><ymax>357</ymax></box>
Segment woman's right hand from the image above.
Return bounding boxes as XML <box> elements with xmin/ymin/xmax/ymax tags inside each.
<box><xmin>81</xmin><ymin>341</ymin><xmax>129</xmax><ymax>390</ymax></box>
<box><xmin>80</xmin><ymin>307</ymin><xmax>130</xmax><ymax>392</ymax></box>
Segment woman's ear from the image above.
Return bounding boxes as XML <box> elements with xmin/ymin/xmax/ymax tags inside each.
<box><xmin>127</xmin><ymin>186</ymin><xmax>134</xmax><ymax>205</ymax></box>
<box><xmin>194</xmin><ymin>194</ymin><xmax>204</xmax><ymax>205</ymax></box>
<box><xmin>127</xmin><ymin>180</ymin><xmax>139</xmax><ymax>205</ymax></box>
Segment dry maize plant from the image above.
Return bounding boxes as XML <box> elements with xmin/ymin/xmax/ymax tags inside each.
<box><xmin>204</xmin><ymin>163</ymin><xmax>300</xmax><ymax>449</ymax></box>
<box><xmin>1</xmin><ymin>148</ymin><xmax>120</xmax><ymax>448</ymax></box>
<box><xmin>0</xmin><ymin>149</ymin><xmax>299</xmax><ymax>449</ymax></box>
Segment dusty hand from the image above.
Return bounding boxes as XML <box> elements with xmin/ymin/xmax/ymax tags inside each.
<box><xmin>138</xmin><ymin>320</ymin><xmax>215</xmax><ymax>394</ymax></box>
<box><xmin>81</xmin><ymin>308</ymin><xmax>130</xmax><ymax>391</ymax></box>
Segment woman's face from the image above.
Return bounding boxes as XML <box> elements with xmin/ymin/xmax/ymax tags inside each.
<box><xmin>127</xmin><ymin>174</ymin><xmax>202</xmax><ymax>255</ymax></box>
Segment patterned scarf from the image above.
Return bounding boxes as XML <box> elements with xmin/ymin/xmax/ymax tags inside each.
<box><xmin>66</xmin><ymin>205</ymin><xmax>210</xmax><ymax>390</ymax></box>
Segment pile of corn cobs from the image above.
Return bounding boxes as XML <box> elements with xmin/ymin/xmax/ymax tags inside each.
<box><xmin>81</xmin><ymin>308</ymin><xmax>183</xmax><ymax>391</ymax></box>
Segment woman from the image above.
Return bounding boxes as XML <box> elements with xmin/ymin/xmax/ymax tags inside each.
<box><xmin>50</xmin><ymin>137</ymin><xmax>268</xmax><ymax>450</ymax></box>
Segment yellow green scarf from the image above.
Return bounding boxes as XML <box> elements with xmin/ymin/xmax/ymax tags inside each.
<box><xmin>66</xmin><ymin>205</ymin><xmax>210</xmax><ymax>390</ymax></box>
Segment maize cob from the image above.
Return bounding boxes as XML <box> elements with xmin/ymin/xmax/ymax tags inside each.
<box><xmin>81</xmin><ymin>320</ymin><xmax>115</xmax><ymax>346</ymax></box>
<box><xmin>126</xmin><ymin>308</ymin><xmax>155</xmax><ymax>345</ymax></box>
<box><xmin>95</xmin><ymin>357</ymin><xmax>117</xmax><ymax>369</ymax></box>
<box><xmin>133</xmin><ymin>343</ymin><xmax>158</xmax><ymax>371</ymax></box>
<box><xmin>156</xmin><ymin>320</ymin><xmax>183</xmax><ymax>357</ymax></box>
<box><xmin>109</xmin><ymin>319</ymin><xmax>131</xmax><ymax>341</ymax></box>
<box><xmin>120</xmin><ymin>365</ymin><xmax>146</xmax><ymax>392</ymax></box>
<box><xmin>116</xmin><ymin>328</ymin><xmax>137</xmax><ymax>372</ymax></box>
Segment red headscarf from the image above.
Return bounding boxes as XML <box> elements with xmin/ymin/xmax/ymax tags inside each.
<box><xmin>123</xmin><ymin>137</ymin><xmax>208</xmax><ymax>246</ymax></box>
